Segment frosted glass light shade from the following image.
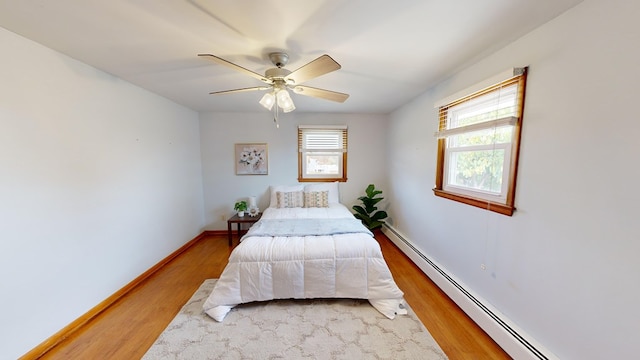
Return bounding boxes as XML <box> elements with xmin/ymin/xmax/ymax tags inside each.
<box><xmin>259</xmin><ymin>92</ymin><xmax>275</xmax><ymax>110</ymax></box>
<box><xmin>276</xmin><ymin>89</ymin><xmax>295</xmax><ymax>112</ymax></box>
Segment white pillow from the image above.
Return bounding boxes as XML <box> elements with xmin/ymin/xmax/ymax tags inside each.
<box><xmin>269</xmin><ymin>185</ymin><xmax>304</xmax><ymax>208</ymax></box>
<box><xmin>303</xmin><ymin>182</ymin><xmax>340</xmax><ymax>204</ymax></box>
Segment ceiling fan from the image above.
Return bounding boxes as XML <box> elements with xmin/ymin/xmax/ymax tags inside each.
<box><xmin>198</xmin><ymin>52</ymin><xmax>349</xmax><ymax>120</ymax></box>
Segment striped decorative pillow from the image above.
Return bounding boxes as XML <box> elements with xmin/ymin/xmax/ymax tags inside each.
<box><xmin>276</xmin><ymin>191</ymin><xmax>304</xmax><ymax>208</ymax></box>
<box><xmin>304</xmin><ymin>191</ymin><xmax>329</xmax><ymax>208</ymax></box>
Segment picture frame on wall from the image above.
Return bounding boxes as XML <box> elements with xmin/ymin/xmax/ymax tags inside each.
<box><xmin>235</xmin><ymin>143</ymin><xmax>268</xmax><ymax>175</ymax></box>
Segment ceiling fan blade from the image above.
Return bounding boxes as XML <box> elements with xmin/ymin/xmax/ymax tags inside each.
<box><xmin>286</xmin><ymin>55</ymin><xmax>341</xmax><ymax>85</ymax></box>
<box><xmin>291</xmin><ymin>85</ymin><xmax>349</xmax><ymax>103</ymax></box>
<box><xmin>209</xmin><ymin>86</ymin><xmax>271</xmax><ymax>95</ymax></box>
<box><xmin>198</xmin><ymin>54</ymin><xmax>272</xmax><ymax>84</ymax></box>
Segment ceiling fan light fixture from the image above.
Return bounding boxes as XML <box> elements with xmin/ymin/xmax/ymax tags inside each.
<box><xmin>259</xmin><ymin>92</ymin><xmax>275</xmax><ymax>110</ymax></box>
<box><xmin>282</xmin><ymin>102</ymin><xmax>296</xmax><ymax>113</ymax></box>
<box><xmin>276</xmin><ymin>89</ymin><xmax>295</xmax><ymax>112</ymax></box>
<box><xmin>200</xmin><ymin>52</ymin><xmax>347</xmax><ymax>119</ymax></box>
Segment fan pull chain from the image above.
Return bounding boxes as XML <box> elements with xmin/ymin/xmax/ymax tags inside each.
<box><xmin>273</xmin><ymin>98</ymin><xmax>280</xmax><ymax>128</ymax></box>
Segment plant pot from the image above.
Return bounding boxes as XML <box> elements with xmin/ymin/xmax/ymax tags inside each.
<box><xmin>238</xmin><ymin>211</ymin><xmax>245</xmax><ymax>217</ymax></box>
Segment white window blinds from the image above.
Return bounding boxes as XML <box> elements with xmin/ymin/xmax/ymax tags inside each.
<box><xmin>298</xmin><ymin>126</ymin><xmax>348</xmax><ymax>153</ymax></box>
<box><xmin>435</xmin><ymin>70</ymin><xmax>525</xmax><ymax>139</ymax></box>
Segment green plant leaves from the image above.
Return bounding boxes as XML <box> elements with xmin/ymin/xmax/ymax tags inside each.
<box><xmin>352</xmin><ymin>184</ymin><xmax>388</xmax><ymax>231</ymax></box>
<box><xmin>371</xmin><ymin>210</ymin><xmax>388</xmax><ymax>221</ymax></box>
<box><xmin>365</xmin><ymin>184</ymin><xmax>382</xmax><ymax>198</ymax></box>
<box><xmin>234</xmin><ymin>200</ymin><xmax>247</xmax><ymax>211</ymax></box>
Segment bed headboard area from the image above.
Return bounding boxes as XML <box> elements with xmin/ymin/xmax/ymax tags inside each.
<box><xmin>268</xmin><ymin>182</ymin><xmax>340</xmax><ymax>209</ymax></box>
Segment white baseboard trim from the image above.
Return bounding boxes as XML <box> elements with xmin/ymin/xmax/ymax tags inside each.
<box><xmin>382</xmin><ymin>225</ymin><xmax>557</xmax><ymax>360</ymax></box>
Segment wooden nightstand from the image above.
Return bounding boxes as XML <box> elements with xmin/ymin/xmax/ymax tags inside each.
<box><xmin>226</xmin><ymin>212</ymin><xmax>262</xmax><ymax>246</ymax></box>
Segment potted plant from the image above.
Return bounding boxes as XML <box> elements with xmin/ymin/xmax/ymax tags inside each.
<box><xmin>353</xmin><ymin>184</ymin><xmax>388</xmax><ymax>232</ymax></box>
<box><xmin>234</xmin><ymin>200</ymin><xmax>248</xmax><ymax>217</ymax></box>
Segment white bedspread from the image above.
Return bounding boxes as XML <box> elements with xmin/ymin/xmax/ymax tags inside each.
<box><xmin>242</xmin><ymin>218</ymin><xmax>373</xmax><ymax>238</ymax></box>
<box><xmin>203</xmin><ymin>205</ymin><xmax>406</xmax><ymax>321</ymax></box>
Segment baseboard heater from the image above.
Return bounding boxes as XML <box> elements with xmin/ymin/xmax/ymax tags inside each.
<box><xmin>383</xmin><ymin>225</ymin><xmax>554</xmax><ymax>360</ymax></box>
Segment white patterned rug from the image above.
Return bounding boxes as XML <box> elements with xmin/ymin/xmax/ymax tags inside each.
<box><xmin>143</xmin><ymin>279</ymin><xmax>447</xmax><ymax>359</ymax></box>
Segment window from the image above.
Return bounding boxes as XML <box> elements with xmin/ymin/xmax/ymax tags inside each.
<box><xmin>433</xmin><ymin>68</ymin><xmax>527</xmax><ymax>216</ymax></box>
<box><xmin>298</xmin><ymin>125</ymin><xmax>347</xmax><ymax>182</ymax></box>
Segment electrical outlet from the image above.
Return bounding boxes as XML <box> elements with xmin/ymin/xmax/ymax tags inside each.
<box><xmin>220</xmin><ymin>214</ymin><xmax>226</xmax><ymax>221</ymax></box>
<box><xmin>480</xmin><ymin>264</ymin><xmax>487</xmax><ymax>270</ymax></box>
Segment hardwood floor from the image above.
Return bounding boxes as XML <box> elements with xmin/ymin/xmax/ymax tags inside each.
<box><xmin>377</xmin><ymin>234</ymin><xmax>511</xmax><ymax>359</ymax></box>
<box><xmin>33</xmin><ymin>232</ymin><xmax>510</xmax><ymax>359</ymax></box>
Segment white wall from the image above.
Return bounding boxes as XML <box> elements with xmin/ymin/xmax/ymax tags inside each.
<box><xmin>0</xmin><ymin>28</ymin><xmax>205</xmax><ymax>359</ymax></box>
<box><xmin>386</xmin><ymin>0</ymin><xmax>640</xmax><ymax>359</ymax></box>
<box><xmin>200</xmin><ymin>112</ymin><xmax>388</xmax><ymax>229</ymax></box>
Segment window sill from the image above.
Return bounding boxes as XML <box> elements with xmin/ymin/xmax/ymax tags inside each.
<box><xmin>298</xmin><ymin>177</ymin><xmax>347</xmax><ymax>183</ymax></box>
<box><xmin>432</xmin><ymin>188</ymin><xmax>515</xmax><ymax>216</ymax></box>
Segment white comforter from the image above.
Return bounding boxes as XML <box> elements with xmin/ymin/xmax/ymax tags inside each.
<box><xmin>203</xmin><ymin>204</ymin><xmax>406</xmax><ymax>321</ymax></box>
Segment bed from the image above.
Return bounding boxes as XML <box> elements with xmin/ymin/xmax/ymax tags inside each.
<box><xmin>203</xmin><ymin>183</ymin><xmax>406</xmax><ymax>322</ymax></box>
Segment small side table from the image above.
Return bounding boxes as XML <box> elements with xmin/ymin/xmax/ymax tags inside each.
<box><xmin>226</xmin><ymin>212</ymin><xmax>262</xmax><ymax>246</ymax></box>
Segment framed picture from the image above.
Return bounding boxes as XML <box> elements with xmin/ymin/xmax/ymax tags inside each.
<box><xmin>235</xmin><ymin>143</ymin><xmax>268</xmax><ymax>175</ymax></box>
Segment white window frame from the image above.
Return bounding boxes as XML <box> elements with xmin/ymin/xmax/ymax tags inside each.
<box><xmin>443</xmin><ymin>140</ymin><xmax>512</xmax><ymax>202</ymax></box>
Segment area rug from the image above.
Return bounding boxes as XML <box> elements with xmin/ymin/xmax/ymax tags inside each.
<box><xmin>142</xmin><ymin>279</ymin><xmax>447</xmax><ymax>359</ymax></box>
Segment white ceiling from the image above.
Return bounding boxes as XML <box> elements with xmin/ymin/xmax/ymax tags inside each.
<box><xmin>0</xmin><ymin>0</ymin><xmax>582</xmax><ymax>114</ymax></box>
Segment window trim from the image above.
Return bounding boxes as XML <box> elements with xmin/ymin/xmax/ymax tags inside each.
<box><xmin>297</xmin><ymin>125</ymin><xmax>348</xmax><ymax>183</ymax></box>
<box><xmin>433</xmin><ymin>68</ymin><xmax>527</xmax><ymax>216</ymax></box>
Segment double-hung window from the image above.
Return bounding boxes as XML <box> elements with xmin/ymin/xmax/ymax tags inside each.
<box><xmin>298</xmin><ymin>125</ymin><xmax>348</xmax><ymax>182</ymax></box>
<box><xmin>433</xmin><ymin>68</ymin><xmax>527</xmax><ymax>216</ymax></box>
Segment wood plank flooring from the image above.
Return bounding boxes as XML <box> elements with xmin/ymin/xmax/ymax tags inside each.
<box><xmin>34</xmin><ymin>232</ymin><xmax>511</xmax><ymax>359</ymax></box>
